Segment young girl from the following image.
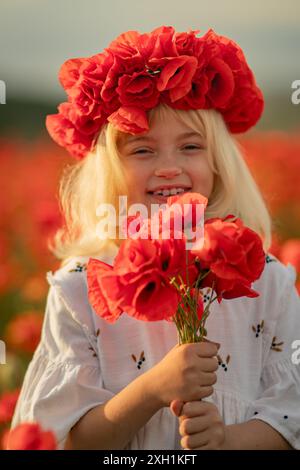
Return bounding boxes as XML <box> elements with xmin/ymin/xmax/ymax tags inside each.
<box><xmin>11</xmin><ymin>26</ymin><xmax>300</xmax><ymax>450</ymax></box>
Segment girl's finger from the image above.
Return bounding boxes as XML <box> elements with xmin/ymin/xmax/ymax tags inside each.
<box><xmin>199</xmin><ymin>357</ymin><xmax>219</xmax><ymax>372</ymax></box>
<box><xmin>202</xmin><ymin>337</ymin><xmax>221</xmax><ymax>349</ymax></box>
<box><xmin>180</xmin><ymin>399</ymin><xmax>213</xmax><ymax>418</ymax></box>
<box><xmin>181</xmin><ymin>429</ymin><xmax>210</xmax><ymax>450</ymax></box>
<box><xmin>170</xmin><ymin>399</ymin><xmax>184</xmax><ymax>417</ymax></box>
<box><xmin>179</xmin><ymin>414</ymin><xmax>211</xmax><ymax>436</ymax></box>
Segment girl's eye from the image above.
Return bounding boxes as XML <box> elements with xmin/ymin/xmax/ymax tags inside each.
<box><xmin>183</xmin><ymin>145</ymin><xmax>201</xmax><ymax>150</ymax></box>
<box><xmin>133</xmin><ymin>148</ymin><xmax>153</xmax><ymax>155</ymax></box>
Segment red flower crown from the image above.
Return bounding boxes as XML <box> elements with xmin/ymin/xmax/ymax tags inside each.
<box><xmin>46</xmin><ymin>25</ymin><xmax>264</xmax><ymax>159</ymax></box>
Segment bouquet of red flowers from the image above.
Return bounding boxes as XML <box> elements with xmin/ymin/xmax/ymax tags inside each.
<box><xmin>87</xmin><ymin>193</ymin><xmax>265</xmax><ymax>344</ymax></box>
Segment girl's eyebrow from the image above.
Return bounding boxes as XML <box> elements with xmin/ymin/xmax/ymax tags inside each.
<box><xmin>124</xmin><ymin>131</ymin><xmax>204</xmax><ymax>145</ymax></box>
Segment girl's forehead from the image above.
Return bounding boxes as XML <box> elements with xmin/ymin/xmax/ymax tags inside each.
<box><xmin>150</xmin><ymin>110</ymin><xmax>206</xmax><ymax>140</ymax></box>
<box><xmin>125</xmin><ymin>130</ymin><xmax>205</xmax><ymax>143</ymax></box>
<box><xmin>118</xmin><ymin>118</ymin><xmax>205</xmax><ymax>145</ymax></box>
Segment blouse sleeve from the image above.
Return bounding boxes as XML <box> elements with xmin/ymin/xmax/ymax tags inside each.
<box><xmin>246</xmin><ymin>264</ymin><xmax>300</xmax><ymax>449</ymax></box>
<box><xmin>10</xmin><ymin>283</ymin><xmax>115</xmax><ymax>450</ymax></box>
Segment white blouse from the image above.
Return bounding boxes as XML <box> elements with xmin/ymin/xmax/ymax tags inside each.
<box><xmin>11</xmin><ymin>244</ymin><xmax>300</xmax><ymax>450</ymax></box>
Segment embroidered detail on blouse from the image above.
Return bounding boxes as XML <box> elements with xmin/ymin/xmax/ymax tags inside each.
<box><xmin>271</xmin><ymin>336</ymin><xmax>284</xmax><ymax>352</ymax></box>
<box><xmin>266</xmin><ymin>254</ymin><xmax>277</xmax><ymax>264</ymax></box>
<box><xmin>88</xmin><ymin>346</ymin><xmax>98</xmax><ymax>358</ymax></box>
<box><xmin>252</xmin><ymin>412</ymin><xmax>289</xmax><ymax>420</ymax></box>
<box><xmin>69</xmin><ymin>262</ymin><xmax>87</xmax><ymax>273</ymax></box>
<box><xmin>252</xmin><ymin>320</ymin><xmax>265</xmax><ymax>338</ymax></box>
<box><xmin>217</xmin><ymin>354</ymin><xmax>230</xmax><ymax>372</ymax></box>
<box><xmin>131</xmin><ymin>351</ymin><xmax>146</xmax><ymax>369</ymax></box>
<box><xmin>203</xmin><ymin>288</ymin><xmax>212</xmax><ymax>304</ymax></box>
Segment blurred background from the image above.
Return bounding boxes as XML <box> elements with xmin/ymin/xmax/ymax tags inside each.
<box><xmin>0</xmin><ymin>0</ymin><xmax>299</xmax><ymax>448</ymax></box>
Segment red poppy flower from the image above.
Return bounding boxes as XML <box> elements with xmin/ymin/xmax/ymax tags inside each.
<box><xmin>192</xmin><ymin>215</ymin><xmax>265</xmax><ymax>301</ymax></box>
<box><xmin>6</xmin><ymin>423</ymin><xmax>57</xmax><ymax>450</ymax></box>
<box><xmin>5</xmin><ymin>312</ymin><xmax>43</xmax><ymax>354</ymax></box>
<box><xmin>0</xmin><ymin>390</ymin><xmax>20</xmax><ymax>424</ymax></box>
<box><xmin>88</xmin><ymin>236</ymin><xmax>189</xmax><ymax>322</ymax></box>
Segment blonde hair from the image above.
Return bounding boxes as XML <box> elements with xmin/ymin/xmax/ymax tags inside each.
<box><xmin>49</xmin><ymin>103</ymin><xmax>272</xmax><ymax>264</ymax></box>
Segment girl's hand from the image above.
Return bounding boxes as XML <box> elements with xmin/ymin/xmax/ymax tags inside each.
<box><xmin>170</xmin><ymin>399</ymin><xmax>226</xmax><ymax>450</ymax></box>
<box><xmin>147</xmin><ymin>342</ymin><xmax>219</xmax><ymax>408</ymax></box>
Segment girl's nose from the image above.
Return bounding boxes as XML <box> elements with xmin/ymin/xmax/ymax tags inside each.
<box><xmin>154</xmin><ymin>166</ymin><xmax>183</xmax><ymax>178</ymax></box>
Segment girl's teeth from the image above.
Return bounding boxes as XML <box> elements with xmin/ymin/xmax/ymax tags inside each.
<box><xmin>153</xmin><ymin>188</ymin><xmax>187</xmax><ymax>196</ymax></box>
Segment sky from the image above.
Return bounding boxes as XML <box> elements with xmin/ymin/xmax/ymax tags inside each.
<box><xmin>0</xmin><ymin>0</ymin><xmax>299</xmax><ymax>101</ymax></box>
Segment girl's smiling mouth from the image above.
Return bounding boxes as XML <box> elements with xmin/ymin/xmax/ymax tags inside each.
<box><xmin>146</xmin><ymin>184</ymin><xmax>192</xmax><ymax>197</ymax></box>
<box><xmin>146</xmin><ymin>185</ymin><xmax>192</xmax><ymax>203</ymax></box>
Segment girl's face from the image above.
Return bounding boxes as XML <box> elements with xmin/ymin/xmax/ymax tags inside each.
<box><xmin>118</xmin><ymin>111</ymin><xmax>214</xmax><ymax>211</ymax></box>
